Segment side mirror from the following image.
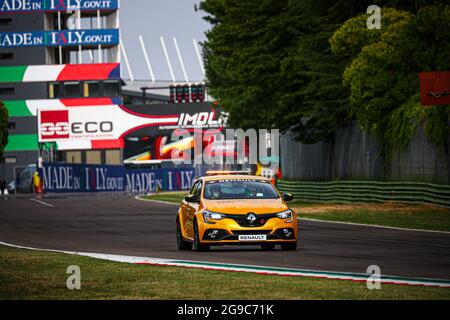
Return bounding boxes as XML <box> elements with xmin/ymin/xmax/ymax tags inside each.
<box><xmin>184</xmin><ymin>194</ymin><xmax>199</xmax><ymax>203</ymax></box>
<box><xmin>282</xmin><ymin>193</ymin><xmax>294</xmax><ymax>202</ymax></box>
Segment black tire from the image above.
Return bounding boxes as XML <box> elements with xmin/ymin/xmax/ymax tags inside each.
<box><xmin>261</xmin><ymin>243</ymin><xmax>275</xmax><ymax>251</ymax></box>
<box><xmin>177</xmin><ymin>218</ymin><xmax>192</xmax><ymax>251</ymax></box>
<box><xmin>193</xmin><ymin>219</ymin><xmax>210</xmax><ymax>252</ymax></box>
<box><xmin>281</xmin><ymin>242</ymin><xmax>297</xmax><ymax>251</ymax></box>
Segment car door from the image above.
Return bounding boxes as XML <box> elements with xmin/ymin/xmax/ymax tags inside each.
<box><xmin>182</xmin><ymin>180</ymin><xmax>198</xmax><ymax>239</ymax></box>
<box><xmin>185</xmin><ymin>180</ymin><xmax>202</xmax><ymax>239</ymax></box>
<box><xmin>181</xmin><ymin>181</ymin><xmax>196</xmax><ymax>239</ymax></box>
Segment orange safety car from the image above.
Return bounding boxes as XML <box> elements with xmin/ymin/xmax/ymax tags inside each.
<box><xmin>176</xmin><ymin>171</ymin><xmax>298</xmax><ymax>251</ymax></box>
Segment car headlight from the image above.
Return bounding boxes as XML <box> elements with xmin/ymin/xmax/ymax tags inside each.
<box><xmin>276</xmin><ymin>209</ymin><xmax>293</xmax><ymax>222</ymax></box>
<box><xmin>203</xmin><ymin>210</ymin><xmax>225</xmax><ymax>224</ymax></box>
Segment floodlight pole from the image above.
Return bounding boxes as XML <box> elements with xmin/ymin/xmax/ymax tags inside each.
<box><xmin>139</xmin><ymin>35</ymin><xmax>156</xmax><ymax>83</ymax></box>
<box><xmin>160</xmin><ymin>36</ymin><xmax>176</xmax><ymax>83</ymax></box>
<box><xmin>120</xmin><ymin>38</ymin><xmax>134</xmax><ymax>82</ymax></box>
<box><xmin>173</xmin><ymin>37</ymin><xmax>189</xmax><ymax>83</ymax></box>
<box><xmin>193</xmin><ymin>38</ymin><xmax>205</xmax><ymax>76</ymax></box>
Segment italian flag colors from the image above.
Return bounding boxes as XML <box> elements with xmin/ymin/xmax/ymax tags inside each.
<box><xmin>4</xmin><ymin>97</ymin><xmax>122</xmax><ymax>117</ymax></box>
<box><xmin>4</xmin><ymin>134</ymin><xmax>39</xmax><ymax>152</ymax></box>
<box><xmin>0</xmin><ymin>63</ymin><xmax>120</xmax><ymax>83</ymax></box>
<box><xmin>4</xmin><ymin>135</ymin><xmax>123</xmax><ymax>152</ymax></box>
<box><xmin>3</xmin><ymin>98</ymin><xmax>122</xmax><ymax>152</ymax></box>
<box><xmin>1</xmin><ymin>63</ymin><xmax>122</xmax><ymax>152</ymax></box>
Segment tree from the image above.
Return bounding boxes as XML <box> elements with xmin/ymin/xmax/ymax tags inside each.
<box><xmin>200</xmin><ymin>0</ymin><xmax>418</xmax><ymax>143</ymax></box>
<box><xmin>330</xmin><ymin>4</ymin><xmax>450</xmax><ymax>159</ymax></box>
<box><xmin>200</xmin><ymin>0</ymin><xmax>362</xmax><ymax>143</ymax></box>
<box><xmin>200</xmin><ymin>0</ymin><xmax>447</xmax><ymax>145</ymax></box>
<box><xmin>0</xmin><ymin>100</ymin><xmax>8</xmax><ymax>160</ymax></box>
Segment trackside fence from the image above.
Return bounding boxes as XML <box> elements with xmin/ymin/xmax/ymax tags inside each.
<box><xmin>277</xmin><ymin>180</ymin><xmax>450</xmax><ymax>208</ymax></box>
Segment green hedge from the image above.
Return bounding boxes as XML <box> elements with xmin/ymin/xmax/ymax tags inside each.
<box><xmin>277</xmin><ymin>180</ymin><xmax>450</xmax><ymax>208</ymax></box>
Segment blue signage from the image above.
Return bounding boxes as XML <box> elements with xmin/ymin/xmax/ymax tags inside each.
<box><xmin>0</xmin><ymin>29</ymin><xmax>119</xmax><ymax>48</ymax></box>
<box><xmin>39</xmin><ymin>163</ymin><xmax>196</xmax><ymax>193</ymax></box>
<box><xmin>40</xmin><ymin>163</ymin><xmax>126</xmax><ymax>193</ymax></box>
<box><xmin>0</xmin><ymin>0</ymin><xmax>118</xmax><ymax>13</ymax></box>
<box><xmin>126</xmin><ymin>168</ymin><xmax>196</xmax><ymax>194</ymax></box>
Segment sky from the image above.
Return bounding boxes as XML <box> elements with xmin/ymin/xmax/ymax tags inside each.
<box><xmin>120</xmin><ymin>0</ymin><xmax>210</xmax><ymax>82</ymax></box>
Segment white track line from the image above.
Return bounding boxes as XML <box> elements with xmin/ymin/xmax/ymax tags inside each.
<box><xmin>134</xmin><ymin>195</ymin><xmax>179</xmax><ymax>206</ymax></box>
<box><xmin>299</xmin><ymin>218</ymin><xmax>450</xmax><ymax>235</ymax></box>
<box><xmin>135</xmin><ymin>196</ymin><xmax>450</xmax><ymax>234</ymax></box>
<box><xmin>1</xmin><ymin>240</ymin><xmax>449</xmax><ymax>288</ymax></box>
<box><xmin>30</xmin><ymin>198</ymin><xmax>55</xmax><ymax>208</ymax></box>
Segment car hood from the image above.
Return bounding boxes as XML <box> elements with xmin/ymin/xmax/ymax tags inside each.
<box><xmin>201</xmin><ymin>198</ymin><xmax>288</xmax><ymax>214</ymax></box>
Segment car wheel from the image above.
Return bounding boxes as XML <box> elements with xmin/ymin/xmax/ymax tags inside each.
<box><xmin>281</xmin><ymin>242</ymin><xmax>297</xmax><ymax>251</ymax></box>
<box><xmin>177</xmin><ymin>218</ymin><xmax>192</xmax><ymax>251</ymax></box>
<box><xmin>261</xmin><ymin>244</ymin><xmax>275</xmax><ymax>251</ymax></box>
<box><xmin>193</xmin><ymin>219</ymin><xmax>209</xmax><ymax>252</ymax></box>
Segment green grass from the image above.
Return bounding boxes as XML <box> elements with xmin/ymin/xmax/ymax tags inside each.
<box><xmin>299</xmin><ymin>209</ymin><xmax>450</xmax><ymax>232</ymax></box>
<box><xmin>1</xmin><ymin>245</ymin><xmax>449</xmax><ymax>300</ymax></box>
<box><xmin>140</xmin><ymin>193</ymin><xmax>450</xmax><ymax>232</ymax></box>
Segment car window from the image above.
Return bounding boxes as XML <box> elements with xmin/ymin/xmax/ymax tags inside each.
<box><xmin>194</xmin><ymin>181</ymin><xmax>203</xmax><ymax>199</ymax></box>
<box><xmin>189</xmin><ymin>181</ymin><xmax>199</xmax><ymax>195</ymax></box>
<box><xmin>189</xmin><ymin>180</ymin><xmax>202</xmax><ymax>199</ymax></box>
<box><xmin>204</xmin><ymin>179</ymin><xmax>279</xmax><ymax>200</ymax></box>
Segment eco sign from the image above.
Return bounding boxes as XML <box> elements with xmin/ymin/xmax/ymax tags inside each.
<box><xmin>37</xmin><ymin>105</ymin><xmax>179</xmax><ymax>145</ymax></box>
<box><xmin>0</xmin><ymin>0</ymin><xmax>118</xmax><ymax>13</ymax></box>
<box><xmin>0</xmin><ymin>29</ymin><xmax>119</xmax><ymax>48</ymax></box>
<box><xmin>39</xmin><ymin>109</ymin><xmax>116</xmax><ymax>141</ymax></box>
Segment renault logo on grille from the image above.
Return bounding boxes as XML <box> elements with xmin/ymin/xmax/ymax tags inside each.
<box><xmin>246</xmin><ymin>213</ymin><xmax>257</xmax><ymax>224</ymax></box>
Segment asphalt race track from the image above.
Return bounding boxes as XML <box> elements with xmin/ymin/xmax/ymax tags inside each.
<box><xmin>1</xmin><ymin>194</ymin><xmax>450</xmax><ymax>279</ymax></box>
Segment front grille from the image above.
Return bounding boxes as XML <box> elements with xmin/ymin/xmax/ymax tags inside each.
<box><xmin>232</xmin><ymin>230</ymin><xmax>272</xmax><ymax>235</ymax></box>
<box><xmin>224</xmin><ymin>213</ymin><xmax>277</xmax><ymax>227</ymax></box>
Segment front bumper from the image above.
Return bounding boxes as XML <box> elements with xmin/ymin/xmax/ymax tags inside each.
<box><xmin>198</xmin><ymin>215</ymin><xmax>298</xmax><ymax>245</ymax></box>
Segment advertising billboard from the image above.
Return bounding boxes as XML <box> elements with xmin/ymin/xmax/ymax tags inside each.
<box><xmin>39</xmin><ymin>162</ymin><xmax>195</xmax><ymax>193</ymax></box>
<box><xmin>419</xmin><ymin>71</ymin><xmax>450</xmax><ymax>106</ymax></box>
<box><xmin>0</xmin><ymin>0</ymin><xmax>119</xmax><ymax>13</ymax></box>
<box><xmin>0</xmin><ymin>29</ymin><xmax>119</xmax><ymax>48</ymax></box>
<box><xmin>121</xmin><ymin>103</ymin><xmax>229</xmax><ymax>163</ymax></box>
<box><xmin>37</xmin><ymin>103</ymin><xmax>228</xmax><ymax>151</ymax></box>
<box><xmin>37</xmin><ymin>105</ymin><xmax>179</xmax><ymax>143</ymax></box>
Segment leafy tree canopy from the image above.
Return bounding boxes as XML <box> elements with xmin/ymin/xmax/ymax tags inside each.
<box><xmin>200</xmin><ymin>0</ymin><xmax>448</xmax><ymax>148</ymax></box>
<box><xmin>330</xmin><ymin>4</ymin><xmax>450</xmax><ymax>159</ymax></box>
<box><xmin>200</xmin><ymin>0</ymin><xmax>373</xmax><ymax>143</ymax></box>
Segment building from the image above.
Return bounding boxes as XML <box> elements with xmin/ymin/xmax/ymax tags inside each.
<box><xmin>0</xmin><ymin>0</ymin><xmax>121</xmax><ymax>182</ymax></box>
<box><xmin>0</xmin><ymin>0</ymin><xmax>231</xmax><ymax>186</ymax></box>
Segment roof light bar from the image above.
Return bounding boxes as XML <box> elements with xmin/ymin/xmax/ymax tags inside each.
<box><xmin>206</xmin><ymin>169</ymin><xmax>252</xmax><ymax>176</ymax></box>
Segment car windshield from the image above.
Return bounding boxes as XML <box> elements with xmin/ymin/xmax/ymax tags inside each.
<box><xmin>203</xmin><ymin>179</ymin><xmax>279</xmax><ymax>200</ymax></box>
